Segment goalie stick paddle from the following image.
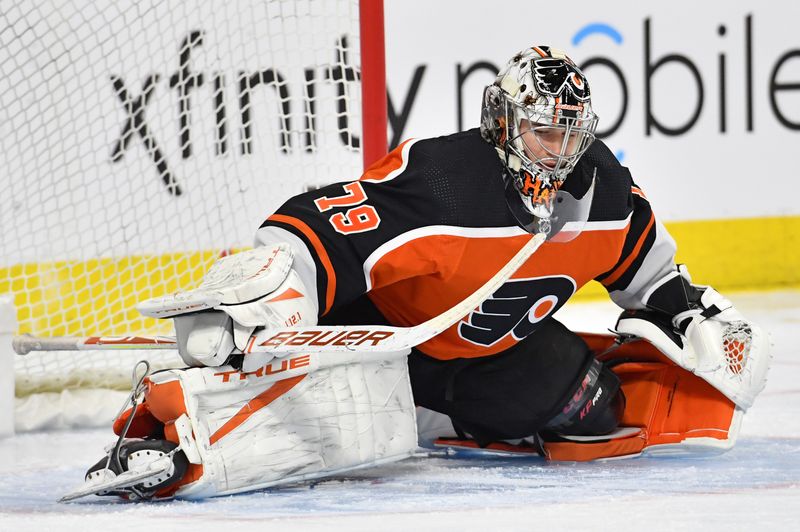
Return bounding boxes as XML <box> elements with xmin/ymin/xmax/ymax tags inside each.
<box><xmin>13</xmin><ymin>233</ymin><xmax>546</xmax><ymax>358</ymax></box>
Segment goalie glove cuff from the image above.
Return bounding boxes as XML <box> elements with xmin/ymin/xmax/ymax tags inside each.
<box><xmin>671</xmin><ymin>285</ymin><xmax>744</xmax><ymax>331</ymax></box>
<box><xmin>641</xmin><ymin>264</ymin><xmax>703</xmax><ymax>318</ymax></box>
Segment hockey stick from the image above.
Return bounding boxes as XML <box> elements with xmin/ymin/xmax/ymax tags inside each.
<box><xmin>13</xmin><ymin>233</ymin><xmax>545</xmax><ymax>357</ymax></box>
<box><xmin>12</xmin><ymin>335</ymin><xmax>178</xmax><ymax>354</ymax></box>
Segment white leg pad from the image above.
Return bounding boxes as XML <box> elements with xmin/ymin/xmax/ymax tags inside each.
<box><xmin>147</xmin><ymin>354</ymin><xmax>417</xmax><ymax>498</ymax></box>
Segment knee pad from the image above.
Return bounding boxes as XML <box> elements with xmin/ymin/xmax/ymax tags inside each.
<box><xmin>543</xmin><ymin>358</ymin><xmax>625</xmax><ymax>436</ymax></box>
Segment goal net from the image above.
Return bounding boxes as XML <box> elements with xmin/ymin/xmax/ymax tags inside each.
<box><xmin>0</xmin><ymin>0</ymin><xmax>385</xmax><ymax>430</ymax></box>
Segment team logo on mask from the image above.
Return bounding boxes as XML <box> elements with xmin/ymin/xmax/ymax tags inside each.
<box><xmin>458</xmin><ymin>275</ymin><xmax>576</xmax><ymax>347</ymax></box>
<box><xmin>532</xmin><ymin>58</ymin><xmax>590</xmax><ymax>102</ymax></box>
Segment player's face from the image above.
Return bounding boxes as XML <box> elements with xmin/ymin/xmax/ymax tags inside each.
<box><xmin>518</xmin><ymin>119</ymin><xmax>580</xmax><ymax>169</ymax></box>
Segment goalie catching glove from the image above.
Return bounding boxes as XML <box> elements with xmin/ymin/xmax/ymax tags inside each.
<box><xmin>615</xmin><ymin>265</ymin><xmax>770</xmax><ymax>410</ymax></box>
<box><xmin>137</xmin><ymin>244</ymin><xmax>317</xmax><ymax>367</ymax></box>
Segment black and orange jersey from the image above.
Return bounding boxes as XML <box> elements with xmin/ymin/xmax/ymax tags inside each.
<box><xmin>256</xmin><ymin>128</ymin><xmax>676</xmax><ymax>360</ymax></box>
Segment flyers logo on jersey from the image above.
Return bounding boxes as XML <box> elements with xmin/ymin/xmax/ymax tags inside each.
<box><xmin>458</xmin><ymin>275</ymin><xmax>576</xmax><ymax>347</ymax></box>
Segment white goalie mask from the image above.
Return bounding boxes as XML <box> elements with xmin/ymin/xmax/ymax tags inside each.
<box><xmin>481</xmin><ymin>46</ymin><xmax>598</xmax><ymax>237</ymax></box>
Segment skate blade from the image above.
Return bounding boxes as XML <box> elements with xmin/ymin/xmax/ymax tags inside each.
<box><xmin>59</xmin><ymin>457</ymin><xmax>172</xmax><ymax>503</ymax></box>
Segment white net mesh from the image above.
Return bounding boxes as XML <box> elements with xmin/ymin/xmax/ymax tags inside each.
<box><xmin>722</xmin><ymin>321</ymin><xmax>752</xmax><ymax>378</ymax></box>
<box><xmin>1</xmin><ymin>0</ymin><xmax>367</xmax><ymax>397</ymax></box>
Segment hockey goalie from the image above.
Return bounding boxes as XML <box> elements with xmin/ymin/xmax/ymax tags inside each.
<box><xmin>65</xmin><ymin>45</ymin><xmax>771</xmax><ymax>501</ymax></box>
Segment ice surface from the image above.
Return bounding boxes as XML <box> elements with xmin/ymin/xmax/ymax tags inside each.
<box><xmin>1</xmin><ymin>291</ymin><xmax>798</xmax><ymax>531</ymax></box>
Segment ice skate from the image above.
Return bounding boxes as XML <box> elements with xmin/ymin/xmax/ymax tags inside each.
<box><xmin>61</xmin><ymin>439</ymin><xmax>188</xmax><ymax>502</ymax></box>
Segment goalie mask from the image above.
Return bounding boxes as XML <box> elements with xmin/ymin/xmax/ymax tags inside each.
<box><xmin>481</xmin><ymin>46</ymin><xmax>598</xmax><ymax>239</ymax></box>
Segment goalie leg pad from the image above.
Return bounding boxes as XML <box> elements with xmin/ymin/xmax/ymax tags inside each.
<box><xmin>615</xmin><ymin>308</ymin><xmax>770</xmax><ymax>409</ymax></box>
<box><xmin>140</xmin><ymin>353</ymin><xmax>417</xmax><ymax>499</ymax></box>
<box><xmin>439</xmin><ymin>334</ymin><xmax>745</xmax><ymax>463</ymax></box>
<box><xmin>547</xmin><ymin>333</ymin><xmax>744</xmax><ymax>460</ymax></box>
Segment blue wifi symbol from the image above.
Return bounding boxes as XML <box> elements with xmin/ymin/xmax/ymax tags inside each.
<box><xmin>572</xmin><ymin>23</ymin><xmax>626</xmax><ymax>163</ymax></box>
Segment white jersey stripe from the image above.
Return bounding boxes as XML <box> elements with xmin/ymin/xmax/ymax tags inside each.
<box><xmin>560</xmin><ymin>214</ymin><xmax>632</xmax><ymax>233</ymax></box>
<box><xmin>361</xmin><ymin>215</ymin><xmax>631</xmax><ymax>291</ymax></box>
<box><xmin>362</xmin><ymin>225</ymin><xmax>528</xmax><ymax>291</ymax></box>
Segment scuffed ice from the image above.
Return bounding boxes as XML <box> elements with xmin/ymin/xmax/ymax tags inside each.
<box><xmin>1</xmin><ymin>291</ymin><xmax>798</xmax><ymax>531</ymax></box>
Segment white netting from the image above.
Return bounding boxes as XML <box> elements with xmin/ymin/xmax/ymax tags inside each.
<box><xmin>1</xmin><ymin>0</ymin><xmax>367</xmax><ymax>398</ymax></box>
<box><xmin>722</xmin><ymin>321</ymin><xmax>752</xmax><ymax>377</ymax></box>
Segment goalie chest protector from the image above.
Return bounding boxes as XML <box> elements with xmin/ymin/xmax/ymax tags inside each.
<box><xmin>263</xmin><ymin>129</ymin><xmax>636</xmax><ymax>360</ymax></box>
